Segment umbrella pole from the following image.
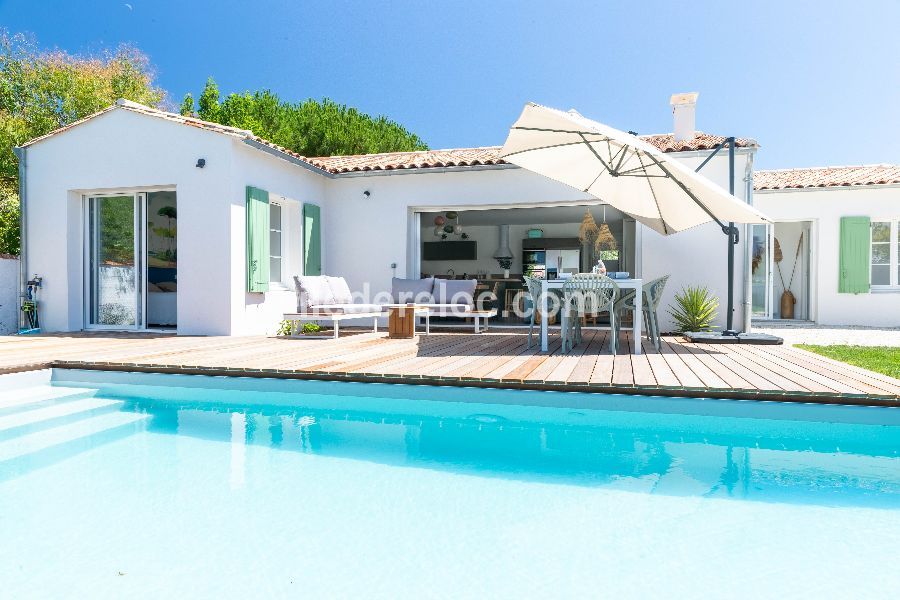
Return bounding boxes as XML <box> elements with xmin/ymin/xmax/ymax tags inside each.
<box><xmin>724</xmin><ymin>138</ymin><xmax>738</xmax><ymax>336</ymax></box>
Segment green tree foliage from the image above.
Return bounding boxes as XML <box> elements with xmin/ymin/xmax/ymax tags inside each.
<box><xmin>181</xmin><ymin>77</ymin><xmax>428</xmax><ymax>157</ymax></box>
<box><xmin>0</xmin><ymin>192</ymin><xmax>19</xmax><ymax>255</ymax></box>
<box><xmin>196</xmin><ymin>77</ymin><xmax>220</xmax><ymax>122</ymax></box>
<box><xmin>179</xmin><ymin>92</ymin><xmax>194</xmax><ymax>116</ymax></box>
<box><xmin>0</xmin><ymin>30</ymin><xmax>165</xmax><ymax>255</ymax></box>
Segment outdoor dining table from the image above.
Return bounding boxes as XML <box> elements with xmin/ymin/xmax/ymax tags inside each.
<box><xmin>540</xmin><ymin>278</ymin><xmax>644</xmax><ymax>354</ymax></box>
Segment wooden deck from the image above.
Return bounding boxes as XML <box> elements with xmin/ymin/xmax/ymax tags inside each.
<box><xmin>1</xmin><ymin>330</ymin><xmax>898</xmax><ymax>405</ymax></box>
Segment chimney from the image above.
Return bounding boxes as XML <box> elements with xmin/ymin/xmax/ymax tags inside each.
<box><xmin>670</xmin><ymin>92</ymin><xmax>699</xmax><ymax>142</ymax></box>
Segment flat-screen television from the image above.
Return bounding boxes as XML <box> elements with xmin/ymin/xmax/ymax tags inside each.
<box><xmin>422</xmin><ymin>241</ymin><xmax>477</xmax><ymax>261</ymax></box>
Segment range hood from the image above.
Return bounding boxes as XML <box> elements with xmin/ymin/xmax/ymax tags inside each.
<box><xmin>493</xmin><ymin>225</ymin><xmax>514</xmax><ymax>259</ymax></box>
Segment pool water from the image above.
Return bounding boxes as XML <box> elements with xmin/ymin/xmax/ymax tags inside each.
<box><xmin>1</xmin><ymin>370</ymin><xmax>898</xmax><ymax>599</ymax></box>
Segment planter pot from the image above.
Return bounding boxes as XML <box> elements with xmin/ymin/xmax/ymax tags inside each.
<box><xmin>780</xmin><ymin>290</ymin><xmax>796</xmax><ymax>319</ymax></box>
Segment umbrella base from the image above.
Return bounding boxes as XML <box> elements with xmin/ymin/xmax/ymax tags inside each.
<box><xmin>684</xmin><ymin>332</ymin><xmax>783</xmax><ymax>345</ymax></box>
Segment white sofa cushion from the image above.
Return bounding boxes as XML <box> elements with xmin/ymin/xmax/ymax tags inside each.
<box><xmin>294</xmin><ymin>275</ymin><xmax>336</xmax><ymax>312</ymax></box>
<box><xmin>391</xmin><ymin>277</ymin><xmax>435</xmax><ymax>303</ymax></box>
<box><xmin>326</xmin><ymin>276</ymin><xmax>353</xmax><ymax>304</ymax></box>
<box><xmin>433</xmin><ymin>279</ymin><xmax>476</xmax><ymax>308</ymax></box>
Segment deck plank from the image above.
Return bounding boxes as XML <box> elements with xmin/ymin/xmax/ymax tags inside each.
<box><xmin>0</xmin><ymin>330</ymin><xmax>896</xmax><ymax>404</ymax></box>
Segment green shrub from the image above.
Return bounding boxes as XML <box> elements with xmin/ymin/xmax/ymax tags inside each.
<box><xmin>276</xmin><ymin>320</ymin><xmax>323</xmax><ymax>336</ymax></box>
<box><xmin>668</xmin><ymin>286</ymin><xmax>719</xmax><ymax>333</ymax></box>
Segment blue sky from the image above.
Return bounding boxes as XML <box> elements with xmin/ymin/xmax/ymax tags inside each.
<box><xmin>2</xmin><ymin>0</ymin><xmax>898</xmax><ymax>168</ymax></box>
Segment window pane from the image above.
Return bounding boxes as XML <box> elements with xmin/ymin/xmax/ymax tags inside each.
<box><xmin>871</xmin><ymin>221</ymin><xmax>890</xmax><ymax>242</ymax></box>
<box><xmin>270</xmin><ymin>204</ymin><xmax>281</xmax><ymax>229</ymax></box>
<box><xmin>270</xmin><ymin>257</ymin><xmax>282</xmax><ymax>282</ymax></box>
<box><xmin>871</xmin><ymin>264</ymin><xmax>890</xmax><ymax>285</ymax></box>
<box><xmin>871</xmin><ymin>243</ymin><xmax>889</xmax><ymax>264</ymax></box>
<box><xmin>270</xmin><ymin>231</ymin><xmax>282</xmax><ymax>257</ymax></box>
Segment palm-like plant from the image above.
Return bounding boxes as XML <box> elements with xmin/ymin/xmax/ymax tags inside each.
<box><xmin>668</xmin><ymin>286</ymin><xmax>719</xmax><ymax>333</ymax></box>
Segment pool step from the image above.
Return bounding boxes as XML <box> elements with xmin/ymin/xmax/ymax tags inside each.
<box><xmin>0</xmin><ymin>411</ymin><xmax>149</xmax><ymax>478</ymax></box>
<box><xmin>0</xmin><ymin>386</ymin><xmax>99</xmax><ymax>416</ymax></box>
<box><xmin>0</xmin><ymin>397</ymin><xmax>126</xmax><ymax>440</ymax></box>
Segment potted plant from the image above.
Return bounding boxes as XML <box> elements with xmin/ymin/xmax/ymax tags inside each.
<box><xmin>668</xmin><ymin>286</ymin><xmax>719</xmax><ymax>333</ymax></box>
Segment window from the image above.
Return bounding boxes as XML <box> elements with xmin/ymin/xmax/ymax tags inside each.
<box><xmin>871</xmin><ymin>219</ymin><xmax>900</xmax><ymax>288</ymax></box>
<box><xmin>269</xmin><ymin>203</ymin><xmax>283</xmax><ymax>283</ymax></box>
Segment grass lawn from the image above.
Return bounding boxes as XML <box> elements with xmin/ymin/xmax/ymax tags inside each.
<box><xmin>797</xmin><ymin>345</ymin><xmax>900</xmax><ymax>379</ymax></box>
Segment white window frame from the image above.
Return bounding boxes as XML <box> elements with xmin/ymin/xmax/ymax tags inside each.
<box><xmin>269</xmin><ymin>201</ymin><xmax>285</xmax><ymax>286</ymax></box>
<box><xmin>870</xmin><ymin>218</ymin><xmax>900</xmax><ymax>291</ymax></box>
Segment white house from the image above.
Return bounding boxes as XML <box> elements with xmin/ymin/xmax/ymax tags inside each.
<box><xmin>752</xmin><ymin>165</ymin><xmax>900</xmax><ymax>327</ymax></box>
<box><xmin>18</xmin><ymin>96</ymin><xmax>893</xmax><ymax>338</ymax></box>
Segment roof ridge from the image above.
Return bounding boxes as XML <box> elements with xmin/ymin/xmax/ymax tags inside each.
<box><xmin>309</xmin><ymin>145</ymin><xmax>503</xmax><ymax>161</ymax></box>
<box><xmin>756</xmin><ymin>163</ymin><xmax>898</xmax><ymax>173</ymax></box>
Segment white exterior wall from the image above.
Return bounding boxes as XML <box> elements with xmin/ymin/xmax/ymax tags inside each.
<box><xmin>23</xmin><ymin>109</ymin><xmax>236</xmax><ymax>334</ymax></box>
<box><xmin>639</xmin><ymin>150</ymin><xmax>755</xmax><ymax>332</ymax></box>
<box><xmin>21</xmin><ymin>107</ymin><xmax>758</xmax><ymax>336</ymax></box>
<box><xmin>755</xmin><ymin>185</ymin><xmax>900</xmax><ymax>327</ymax></box>
<box><xmin>323</xmin><ymin>168</ymin><xmax>595</xmax><ymax>296</ymax></box>
<box><xmin>227</xmin><ymin>143</ymin><xmax>328</xmax><ymax>335</ymax></box>
<box><xmin>326</xmin><ymin>150</ymin><xmax>751</xmax><ymax>333</ymax></box>
<box><xmin>0</xmin><ymin>256</ymin><xmax>18</xmax><ymax>334</ymax></box>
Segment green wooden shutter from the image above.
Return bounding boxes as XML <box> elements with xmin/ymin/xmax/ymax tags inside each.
<box><xmin>838</xmin><ymin>216</ymin><xmax>870</xmax><ymax>293</ymax></box>
<box><xmin>246</xmin><ymin>186</ymin><xmax>270</xmax><ymax>292</ymax></box>
<box><xmin>303</xmin><ymin>203</ymin><xmax>322</xmax><ymax>276</ymax></box>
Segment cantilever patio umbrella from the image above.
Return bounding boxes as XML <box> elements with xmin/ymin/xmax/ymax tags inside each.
<box><xmin>499</xmin><ymin>102</ymin><xmax>772</xmax><ymax>336</ymax></box>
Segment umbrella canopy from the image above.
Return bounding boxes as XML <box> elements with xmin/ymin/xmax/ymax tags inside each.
<box><xmin>499</xmin><ymin>103</ymin><xmax>770</xmax><ymax>235</ymax></box>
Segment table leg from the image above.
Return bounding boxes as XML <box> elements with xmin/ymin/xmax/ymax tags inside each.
<box><xmin>632</xmin><ymin>288</ymin><xmax>642</xmax><ymax>355</ymax></box>
<box><xmin>541</xmin><ymin>281</ymin><xmax>549</xmax><ymax>352</ymax></box>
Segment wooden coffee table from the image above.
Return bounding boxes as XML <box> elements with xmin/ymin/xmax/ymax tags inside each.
<box><xmin>386</xmin><ymin>305</ymin><xmax>430</xmax><ymax>339</ymax></box>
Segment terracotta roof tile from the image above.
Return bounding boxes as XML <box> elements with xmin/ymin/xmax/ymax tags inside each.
<box><xmin>305</xmin><ymin>147</ymin><xmax>507</xmax><ymax>173</ymax></box>
<box><xmin>310</xmin><ymin>133</ymin><xmax>756</xmax><ymax>174</ymax></box>
<box><xmin>21</xmin><ymin>101</ymin><xmax>757</xmax><ymax>175</ymax></box>
<box><xmin>754</xmin><ymin>164</ymin><xmax>900</xmax><ymax>190</ymax></box>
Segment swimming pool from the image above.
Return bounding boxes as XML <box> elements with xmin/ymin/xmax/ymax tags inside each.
<box><xmin>1</xmin><ymin>369</ymin><xmax>898</xmax><ymax>598</ymax></box>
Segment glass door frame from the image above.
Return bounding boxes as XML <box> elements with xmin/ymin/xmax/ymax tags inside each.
<box><xmin>750</xmin><ymin>222</ymin><xmax>774</xmax><ymax>320</ymax></box>
<box><xmin>83</xmin><ymin>191</ymin><xmax>153</xmax><ymax>331</ymax></box>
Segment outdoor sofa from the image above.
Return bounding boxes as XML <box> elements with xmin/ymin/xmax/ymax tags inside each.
<box><xmin>283</xmin><ymin>275</ymin><xmax>496</xmax><ymax>338</ymax></box>
<box><xmin>391</xmin><ymin>276</ymin><xmax>497</xmax><ymax>333</ymax></box>
<box><xmin>284</xmin><ymin>275</ymin><xmax>384</xmax><ymax>339</ymax></box>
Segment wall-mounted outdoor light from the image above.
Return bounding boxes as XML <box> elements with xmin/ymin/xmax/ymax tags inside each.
<box><xmin>196</xmin><ymin>158</ymin><xmax>206</xmax><ymax>168</ymax></box>
<box><xmin>363</xmin><ymin>190</ymin><xmax>371</xmax><ymax>198</ymax></box>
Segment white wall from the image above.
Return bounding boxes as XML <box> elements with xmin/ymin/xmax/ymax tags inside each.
<box><xmin>631</xmin><ymin>150</ymin><xmax>755</xmax><ymax>332</ymax></box>
<box><xmin>22</xmin><ymin>109</ymin><xmax>329</xmax><ymax>336</ymax></box>
<box><xmin>0</xmin><ymin>256</ymin><xmax>18</xmax><ymax>334</ymax></box>
<box><xmin>227</xmin><ymin>142</ymin><xmax>328</xmax><ymax>335</ymax></box>
<box><xmin>755</xmin><ymin>185</ymin><xmax>900</xmax><ymax>327</ymax></box>
<box><xmin>22</xmin><ymin>107</ymin><xmax>763</xmax><ymax>336</ymax></box>
<box><xmin>324</xmin><ymin>168</ymin><xmax>598</xmax><ymax>299</ymax></box>
<box><xmin>23</xmin><ymin>108</ymin><xmax>236</xmax><ymax>335</ymax></box>
<box><xmin>327</xmin><ymin>150</ymin><xmax>753</xmax><ymax>334</ymax></box>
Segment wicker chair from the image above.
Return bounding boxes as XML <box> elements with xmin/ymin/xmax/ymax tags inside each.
<box><xmin>561</xmin><ymin>274</ymin><xmax>620</xmax><ymax>354</ymax></box>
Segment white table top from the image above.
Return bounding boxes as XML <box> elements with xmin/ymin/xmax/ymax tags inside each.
<box><xmin>543</xmin><ymin>277</ymin><xmax>643</xmax><ymax>287</ymax></box>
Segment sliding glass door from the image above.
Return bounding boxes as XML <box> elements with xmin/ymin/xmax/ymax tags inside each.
<box><xmin>85</xmin><ymin>190</ymin><xmax>177</xmax><ymax>330</ymax></box>
<box><xmin>86</xmin><ymin>194</ymin><xmax>142</xmax><ymax>328</ymax></box>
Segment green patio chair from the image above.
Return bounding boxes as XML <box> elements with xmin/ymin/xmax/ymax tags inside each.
<box><xmin>613</xmin><ymin>275</ymin><xmax>670</xmax><ymax>352</ymax></box>
<box><xmin>561</xmin><ymin>274</ymin><xmax>619</xmax><ymax>354</ymax></box>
